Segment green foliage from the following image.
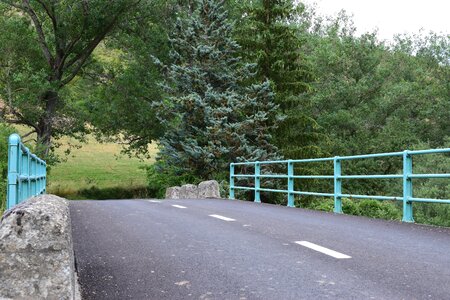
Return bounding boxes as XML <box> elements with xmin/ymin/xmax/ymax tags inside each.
<box><xmin>0</xmin><ymin>0</ymin><xmax>144</xmax><ymax>157</ymax></box>
<box><xmin>77</xmin><ymin>186</ymin><xmax>150</xmax><ymax>200</ymax></box>
<box><xmin>52</xmin><ymin>185</ymin><xmax>150</xmax><ymax>200</ymax></box>
<box><xmin>295</xmin><ymin>10</ymin><xmax>450</xmax><ymax>199</ymax></box>
<box><xmin>302</xmin><ymin>14</ymin><xmax>449</xmax><ymax>157</ymax></box>
<box><xmin>146</xmin><ymin>165</ymin><xmax>201</xmax><ymax>199</ymax></box>
<box><xmin>341</xmin><ymin>198</ymin><xmax>361</xmax><ymax>216</ymax></box>
<box><xmin>306</xmin><ymin>198</ymin><xmax>401</xmax><ymax>221</ymax></box>
<box><xmin>410</xmin><ymin>140</ymin><xmax>450</xmax><ymax>227</ymax></box>
<box><xmin>415</xmin><ymin>203</ymin><xmax>450</xmax><ymax>228</ymax></box>
<box><xmin>154</xmin><ymin>0</ymin><xmax>281</xmax><ymax>179</ymax></box>
<box><xmin>356</xmin><ymin>200</ymin><xmax>401</xmax><ymax>220</ymax></box>
<box><xmin>235</xmin><ymin>0</ymin><xmax>325</xmax><ymax>159</ymax></box>
<box><xmin>306</xmin><ymin>198</ymin><xmax>334</xmax><ymax>212</ymax></box>
<box><xmin>86</xmin><ymin>1</ymin><xmax>180</xmax><ymax>156</ymax></box>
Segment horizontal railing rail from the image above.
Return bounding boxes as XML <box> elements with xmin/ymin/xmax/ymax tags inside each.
<box><xmin>229</xmin><ymin>148</ymin><xmax>450</xmax><ymax>222</ymax></box>
<box><xmin>7</xmin><ymin>134</ymin><xmax>47</xmax><ymax>210</ymax></box>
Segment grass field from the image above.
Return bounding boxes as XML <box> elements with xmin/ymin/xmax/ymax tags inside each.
<box><xmin>13</xmin><ymin>126</ymin><xmax>157</xmax><ymax>199</ymax></box>
<box><xmin>47</xmin><ymin>136</ymin><xmax>157</xmax><ymax>198</ymax></box>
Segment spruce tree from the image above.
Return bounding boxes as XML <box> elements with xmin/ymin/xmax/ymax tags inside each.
<box><xmin>154</xmin><ymin>0</ymin><xmax>281</xmax><ymax>179</ymax></box>
<box><xmin>235</xmin><ymin>0</ymin><xmax>325</xmax><ymax>159</ymax></box>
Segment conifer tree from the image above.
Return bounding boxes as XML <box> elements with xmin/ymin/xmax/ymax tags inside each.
<box><xmin>154</xmin><ymin>0</ymin><xmax>281</xmax><ymax>179</ymax></box>
<box><xmin>235</xmin><ymin>0</ymin><xmax>325</xmax><ymax>159</ymax></box>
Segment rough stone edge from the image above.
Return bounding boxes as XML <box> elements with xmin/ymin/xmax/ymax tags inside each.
<box><xmin>0</xmin><ymin>194</ymin><xmax>81</xmax><ymax>300</ymax></box>
<box><xmin>60</xmin><ymin>195</ymin><xmax>82</xmax><ymax>300</ymax></box>
<box><xmin>66</xmin><ymin>199</ymin><xmax>82</xmax><ymax>300</ymax></box>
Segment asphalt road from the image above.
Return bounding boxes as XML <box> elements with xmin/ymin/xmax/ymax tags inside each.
<box><xmin>69</xmin><ymin>198</ymin><xmax>450</xmax><ymax>300</ymax></box>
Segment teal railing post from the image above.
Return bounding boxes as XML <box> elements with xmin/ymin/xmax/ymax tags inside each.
<box><xmin>229</xmin><ymin>163</ymin><xmax>235</xmax><ymax>199</ymax></box>
<box><xmin>21</xmin><ymin>150</ymin><xmax>29</xmax><ymax>201</ymax></box>
<box><xmin>7</xmin><ymin>134</ymin><xmax>20</xmax><ymax>209</ymax></box>
<box><xmin>38</xmin><ymin>160</ymin><xmax>42</xmax><ymax>193</ymax></box>
<box><xmin>38</xmin><ymin>159</ymin><xmax>43</xmax><ymax>194</ymax></box>
<box><xmin>287</xmin><ymin>160</ymin><xmax>295</xmax><ymax>207</ymax></box>
<box><xmin>254</xmin><ymin>162</ymin><xmax>261</xmax><ymax>203</ymax></box>
<box><xmin>333</xmin><ymin>156</ymin><xmax>343</xmax><ymax>213</ymax></box>
<box><xmin>402</xmin><ymin>150</ymin><xmax>414</xmax><ymax>222</ymax></box>
<box><xmin>43</xmin><ymin>160</ymin><xmax>47</xmax><ymax>193</ymax></box>
<box><xmin>27</xmin><ymin>152</ymin><xmax>30</xmax><ymax>198</ymax></box>
<box><xmin>32</xmin><ymin>155</ymin><xmax>37</xmax><ymax>196</ymax></box>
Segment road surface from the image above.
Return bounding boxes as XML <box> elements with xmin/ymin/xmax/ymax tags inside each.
<box><xmin>69</xmin><ymin>198</ymin><xmax>450</xmax><ymax>299</ymax></box>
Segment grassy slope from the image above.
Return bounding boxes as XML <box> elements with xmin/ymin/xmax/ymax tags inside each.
<box><xmin>14</xmin><ymin>126</ymin><xmax>157</xmax><ymax>198</ymax></box>
<box><xmin>48</xmin><ymin>136</ymin><xmax>157</xmax><ymax>197</ymax></box>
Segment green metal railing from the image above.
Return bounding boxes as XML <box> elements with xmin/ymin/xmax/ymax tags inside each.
<box><xmin>229</xmin><ymin>149</ymin><xmax>450</xmax><ymax>222</ymax></box>
<box><xmin>7</xmin><ymin>134</ymin><xmax>47</xmax><ymax>210</ymax></box>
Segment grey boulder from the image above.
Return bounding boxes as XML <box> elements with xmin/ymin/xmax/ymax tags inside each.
<box><xmin>180</xmin><ymin>184</ymin><xmax>198</xmax><ymax>199</ymax></box>
<box><xmin>165</xmin><ymin>186</ymin><xmax>181</xmax><ymax>199</ymax></box>
<box><xmin>198</xmin><ymin>180</ymin><xmax>220</xmax><ymax>198</ymax></box>
<box><xmin>0</xmin><ymin>194</ymin><xmax>78</xmax><ymax>300</ymax></box>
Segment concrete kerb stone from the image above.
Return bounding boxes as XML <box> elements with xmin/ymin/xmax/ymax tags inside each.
<box><xmin>0</xmin><ymin>194</ymin><xmax>80</xmax><ymax>300</ymax></box>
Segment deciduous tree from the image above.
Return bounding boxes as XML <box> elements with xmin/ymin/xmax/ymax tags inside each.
<box><xmin>0</xmin><ymin>0</ymin><xmax>142</xmax><ymax>156</ymax></box>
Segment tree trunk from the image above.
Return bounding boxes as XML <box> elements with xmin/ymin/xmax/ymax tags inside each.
<box><xmin>36</xmin><ymin>90</ymin><xmax>59</xmax><ymax>157</ymax></box>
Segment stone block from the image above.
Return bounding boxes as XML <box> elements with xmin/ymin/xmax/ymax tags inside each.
<box><xmin>0</xmin><ymin>194</ymin><xmax>79</xmax><ymax>299</ymax></box>
<box><xmin>180</xmin><ymin>184</ymin><xmax>198</xmax><ymax>199</ymax></box>
<box><xmin>198</xmin><ymin>180</ymin><xmax>220</xmax><ymax>198</ymax></box>
<box><xmin>165</xmin><ymin>186</ymin><xmax>181</xmax><ymax>199</ymax></box>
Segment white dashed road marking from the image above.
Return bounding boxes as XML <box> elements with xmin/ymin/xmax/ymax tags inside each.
<box><xmin>295</xmin><ymin>241</ymin><xmax>351</xmax><ymax>259</ymax></box>
<box><xmin>209</xmin><ymin>214</ymin><xmax>236</xmax><ymax>222</ymax></box>
<box><xmin>172</xmin><ymin>205</ymin><xmax>187</xmax><ymax>209</ymax></box>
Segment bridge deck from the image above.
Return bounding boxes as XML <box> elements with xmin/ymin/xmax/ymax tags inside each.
<box><xmin>70</xmin><ymin>198</ymin><xmax>450</xmax><ymax>299</ymax></box>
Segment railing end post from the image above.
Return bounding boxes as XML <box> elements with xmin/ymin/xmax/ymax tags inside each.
<box><xmin>229</xmin><ymin>163</ymin><xmax>235</xmax><ymax>200</ymax></box>
<box><xmin>8</xmin><ymin>133</ymin><xmax>21</xmax><ymax>145</ymax></box>
<box><xmin>6</xmin><ymin>133</ymin><xmax>47</xmax><ymax>209</ymax></box>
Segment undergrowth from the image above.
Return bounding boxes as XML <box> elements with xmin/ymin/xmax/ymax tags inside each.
<box><xmin>51</xmin><ymin>185</ymin><xmax>151</xmax><ymax>200</ymax></box>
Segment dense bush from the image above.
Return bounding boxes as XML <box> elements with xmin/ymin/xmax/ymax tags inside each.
<box><xmin>306</xmin><ymin>197</ymin><xmax>402</xmax><ymax>221</ymax></box>
<box><xmin>78</xmin><ymin>186</ymin><xmax>150</xmax><ymax>200</ymax></box>
<box><xmin>357</xmin><ymin>200</ymin><xmax>402</xmax><ymax>220</ymax></box>
<box><xmin>410</xmin><ymin>142</ymin><xmax>450</xmax><ymax>227</ymax></box>
<box><xmin>51</xmin><ymin>185</ymin><xmax>150</xmax><ymax>200</ymax></box>
<box><xmin>146</xmin><ymin>164</ymin><xmax>202</xmax><ymax>199</ymax></box>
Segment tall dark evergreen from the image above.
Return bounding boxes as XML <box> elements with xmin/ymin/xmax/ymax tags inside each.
<box><xmin>154</xmin><ymin>0</ymin><xmax>281</xmax><ymax>179</ymax></box>
<box><xmin>235</xmin><ymin>0</ymin><xmax>325</xmax><ymax>159</ymax></box>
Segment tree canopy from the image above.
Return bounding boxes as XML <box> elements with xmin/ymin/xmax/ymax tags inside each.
<box><xmin>0</xmin><ymin>0</ymin><xmax>144</xmax><ymax>157</ymax></box>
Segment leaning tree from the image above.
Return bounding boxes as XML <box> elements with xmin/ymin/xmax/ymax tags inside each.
<box><xmin>0</xmin><ymin>0</ymin><xmax>142</xmax><ymax>156</ymax></box>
